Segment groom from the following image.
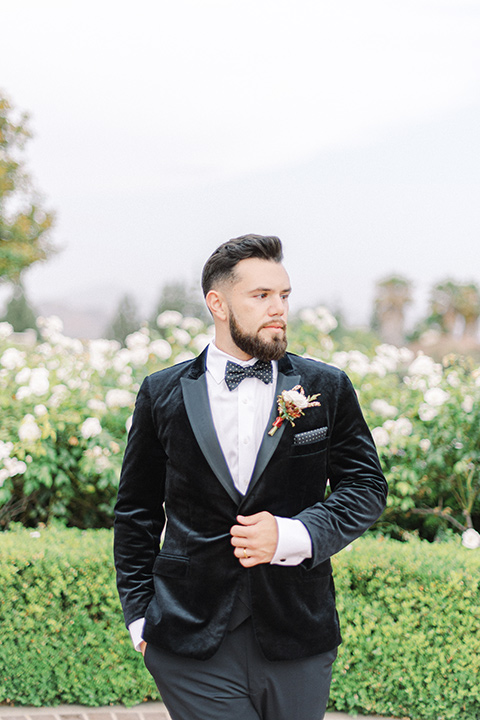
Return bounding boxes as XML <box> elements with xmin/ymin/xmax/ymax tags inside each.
<box><xmin>114</xmin><ymin>234</ymin><xmax>387</xmax><ymax>720</ymax></box>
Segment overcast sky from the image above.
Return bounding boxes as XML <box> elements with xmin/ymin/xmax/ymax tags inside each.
<box><xmin>2</xmin><ymin>0</ymin><xmax>480</xmax><ymax>329</ymax></box>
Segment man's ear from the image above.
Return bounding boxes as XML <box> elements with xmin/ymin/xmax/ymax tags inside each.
<box><xmin>205</xmin><ymin>289</ymin><xmax>228</xmax><ymax>321</ymax></box>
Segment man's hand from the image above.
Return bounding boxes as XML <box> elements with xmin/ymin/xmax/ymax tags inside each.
<box><xmin>230</xmin><ymin>512</ymin><xmax>278</xmax><ymax>567</ymax></box>
<box><xmin>140</xmin><ymin>641</ymin><xmax>147</xmax><ymax>656</ymax></box>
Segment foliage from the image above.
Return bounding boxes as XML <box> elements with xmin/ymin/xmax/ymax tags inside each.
<box><xmin>104</xmin><ymin>294</ymin><xmax>141</xmax><ymax>346</ymax></box>
<box><xmin>330</xmin><ymin>536</ymin><xmax>480</xmax><ymax>720</ymax></box>
<box><xmin>1</xmin><ymin>527</ymin><xmax>479</xmax><ymax>718</ymax></box>
<box><xmin>0</xmin><ymin>304</ymin><xmax>479</xmax><ymax>538</ymax></box>
<box><xmin>0</xmin><ymin>525</ymin><xmax>160</xmax><ymax>706</ymax></box>
<box><xmin>1</xmin><ymin>282</ymin><xmax>37</xmax><ymax>332</ymax></box>
<box><xmin>149</xmin><ymin>280</ymin><xmax>210</xmax><ymax>325</ymax></box>
<box><xmin>0</xmin><ymin>312</ymin><xmax>213</xmax><ymax>528</ymax></box>
<box><xmin>0</xmin><ymin>93</ymin><xmax>55</xmax><ymax>283</ymax></box>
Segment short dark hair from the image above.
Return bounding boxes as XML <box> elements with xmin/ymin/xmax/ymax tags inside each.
<box><xmin>201</xmin><ymin>234</ymin><xmax>283</xmax><ymax>297</ymax></box>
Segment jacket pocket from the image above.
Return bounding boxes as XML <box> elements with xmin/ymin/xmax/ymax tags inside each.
<box><xmin>290</xmin><ymin>429</ymin><xmax>328</xmax><ymax>457</ymax></box>
<box><xmin>152</xmin><ymin>553</ymin><xmax>190</xmax><ymax>578</ymax></box>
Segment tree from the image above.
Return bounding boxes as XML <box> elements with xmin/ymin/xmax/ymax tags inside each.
<box><xmin>372</xmin><ymin>275</ymin><xmax>412</xmax><ymax>346</ymax></box>
<box><xmin>0</xmin><ymin>93</ymin><xmax>55</xmax><ymax>283</ymax></box>
<box><xmin>1</xmin><ymin>282</ymin><xmax>37</xmax><ymax>332</ymax></box>
<box><xmin>150</xmin><ymin>280</ymin><xmax>209</xmax><ymax>326</ymax></box>
<box><xmin>105</xmin><ymin>294</ymin><xmax>141</xmax><ymax>345</ymax></box>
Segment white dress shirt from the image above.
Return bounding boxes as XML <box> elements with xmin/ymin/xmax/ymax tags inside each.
<box><xmin>128</xmin><ymin>341</ymin><xmax>312</xmax><ymax>650</ymax></box>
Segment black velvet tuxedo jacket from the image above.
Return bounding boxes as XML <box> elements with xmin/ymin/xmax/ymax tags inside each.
<box><xmin>114</xmin><ymin>349</ymin><xmax>387</xmax><ymax>661</ymax></box>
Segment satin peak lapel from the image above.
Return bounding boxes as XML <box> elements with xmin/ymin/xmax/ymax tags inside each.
<box><xmin>245</xmin><ymin>370</ymin><xmax>301</xmax><ymax>496</ymax></box>
<box><xmin>180</xmin><ymin>375</ymin><xmax>241</xmax><ymax>505</ymax></box>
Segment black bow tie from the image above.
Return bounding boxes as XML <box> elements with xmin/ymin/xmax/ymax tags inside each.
<box><xmin>224</xmin><ymin>360</ymin><xmax>273</xmax><ymax>391</ymax></box>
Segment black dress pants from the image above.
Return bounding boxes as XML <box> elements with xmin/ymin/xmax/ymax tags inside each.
<box><xmin>143</xmin><ymin>618</ymin><xmax>337</xmax><ymax>720</ymax></box>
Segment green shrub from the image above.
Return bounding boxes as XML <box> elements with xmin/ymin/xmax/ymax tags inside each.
<box><xmin>1</xmin><ymin>528</ymin><xmax>479</xmax><ymax>718</ymax></box>
<box><xmin>330</xmin><ymin>537</ymin><xmax>480</xmax><ymax>720</ymax></box>
<box><xmin>0</xmin><ymin>526</ymin><xmax>159</xmax><ymax>706</ymax></box>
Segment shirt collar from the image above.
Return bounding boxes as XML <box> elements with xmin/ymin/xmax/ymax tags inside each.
<box><xmin>206</xmin><ymin>341</ymin><xmax>277</xmax><ymax>385</ymax></box>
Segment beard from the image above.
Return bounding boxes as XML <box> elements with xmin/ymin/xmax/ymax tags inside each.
<box><xmin>228</xmin><ymin>311</ymin><xmax>288</xmax><ymax>362</ymax></box>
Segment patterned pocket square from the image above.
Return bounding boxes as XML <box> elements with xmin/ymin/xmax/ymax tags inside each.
<box><xmin>293</xmin><ymin>426</ymin><xmax>328</xmax><ymax>445</ymax></box>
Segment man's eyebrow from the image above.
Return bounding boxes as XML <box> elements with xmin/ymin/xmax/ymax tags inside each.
<box><xmin>248</xmin><ymin>286</ymin><xmax>292</xmax><ymax>294</ymax></box>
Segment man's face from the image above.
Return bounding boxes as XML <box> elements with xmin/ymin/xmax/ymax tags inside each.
<box><xmin>224</xmin><ymin>258</ymin><xmax>291</xmax><ymax>361</ymax></box>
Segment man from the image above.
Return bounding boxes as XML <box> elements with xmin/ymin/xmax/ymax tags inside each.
<box><xmin>114</xmin><ymin>234</ymin><xmax>387</xmax><ymax>720</ymax></box>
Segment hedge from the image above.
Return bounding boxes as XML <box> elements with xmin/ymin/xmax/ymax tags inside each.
<box><xmin>1</xmin><ymin>527</ymin><xmax>479</xmax><ymax>719</ymax></box>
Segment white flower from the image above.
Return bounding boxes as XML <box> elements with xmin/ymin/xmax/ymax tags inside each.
<box><xmin>462</xmin><ymin>528</ymin><xmax>480</xmax><ymax>550</ymax></box>
<box><xmin>461</xmin><ymin>396</ymin><xmax>474</xmax><ymax>413</ymax></box>
<box><xmin>16</xmin><ymin>367</ymin><xmax>32</xmax><ymax>384</ymax></box>
<box><xmin>0</xmin><ymin>441</ymin><xmax>13</xmax><ymax>460</ymax></box>
<box><xmin>29</xmin><ymin>368</ymin><xmax>50</xmax><ymax>396</ymax></box>
<box><xmin>419</xmin><ymin>439</ymin><xmax>431</xmax><ymax>452</ymax></box>
<box><xmin>126</xmin><ymin>330</ymin><xmax>150</xmax><ymax>350</ymax></box>
<box><xmin>18</xmin><ymin>414</ymin><xmax>42</xmax><ymax>442</ymax></box>
<box><xmin>418</xmin><ymin>404</ymin><xmax>438</xmax><ymax>422</ymax></box>
<box><xmin>16</xmin><ymin>386</ymin><xmax>32</xmax><ymax>400</ymax></box>
<box><xmin>30</xmin><ymin>531</ymin><xmax>41</xmax><ymax>538</ymax></box>
<box><xmin>34</xmin><ymin>404</ymin><xmax>48</xmax><ymax>416</ymax></box>
<box><xmin>172</xmin><ymin>328</ymin><xmax>191</xmax><ymax>346</ymax></box>
<box><xmin>105</xmin><ymin>389</ymin><xmax>135</xmax><ymax>408</ymax></box>
<box><xmin>314</xmin><ymin>306</ymin><xmax>338</xmax><ymax>334</ymax></box>
<box><xmin>174</xmin><ymin>351</ymin><xmax>196</xmax><ymax>364</ymax></box>
<box><xmin>80</xmin><ymin>417</ymin><xmax>102</xmax><ymax>439</ymax></box>
<box><xmin>4</xmin><ymin>457</ymin><xmax>27</xmax><ymax>476</ymax></box>
<box><xmin>87</xmin><ymin>398</ymin><xmax>107</xmax><ymax>413</ymax></box>
<box><xmin>192</xmin><ymin>333</ymin><xmax>213</xmax><ymax>353</ymax></box>
<box><xmin>371</xmin><ymin>399</ymin><xmax>398</xmax><ymax>418</ymax></box>
<box><xmin>299</xmin><ymin>308</ymin><xmax>317</xmax><ymax>325</ymax></box>
<box><xmin>407</xmin><ymin>353</ymin><xmax>442</xmax><ymax>384</ymax></box>
<box><xmin>181</xmin><ymin>317</ymin><xmax>204</xmax><ymax>333</ymax></box>
<box><xmin>150</xmin><ymin>339</ymin><xmax>172</xmax><ymax>360</ymax></box>
<box><xmin>447</xmin><ymin>372</ymin><xmax>460</xmax><ymax>388</ymax></box>
<box><xmin>128</xmin><ymin>346</ymin><xmax>149</xmax><ymax>366</ymax></box>
<box><xmin>157</xmin><ymin>310</ymin><xmax>183</xmax><ymax>328</ymax></box>
<box><xmin>1</xmin><ymin>347</ymin><xmax>25</xmax><ymax>370</ymax></box>
<box><xmin>282</xmin><ymin>389</ymin><xmax>310</xmax><ymax>410</ymax></box>
<box><xmin>385</xmin><ymin>418</ymin><xmax>413</xmax><ymax>437</ymax></box>
<box><xmin>0</xmin><ymin>468</ymin><xmax>9</xmax><ymax>486</ymax></box>
<box><xmin>0</xmin><ymin>322</ymin><xmax>13</xmax><ymax>340</ymax></box>
<box><xmin>372</xmin><ymin>427</ymin><xmax>389</xmax><ymax>447</ymax></box>
<box><xmin>424</xmin><ymin>388</ymin><xmax>449</xmax><ymax>407</ymax></box>
<box><xmin>48</xmin><ymin>384</ymin><xmax>69</xmax><ymax>407</ymax></box>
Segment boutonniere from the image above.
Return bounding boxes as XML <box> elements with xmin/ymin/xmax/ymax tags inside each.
<box><xmin>268</xmin><ymin>385</ymin><xmax>321</xmax><ymax>436</ymax></box>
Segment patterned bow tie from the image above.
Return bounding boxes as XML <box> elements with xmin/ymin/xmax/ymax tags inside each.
<box><xmin>224</xmin><ymin>360</ymin><xmax>273</xmax><ymax>391</ymax></box>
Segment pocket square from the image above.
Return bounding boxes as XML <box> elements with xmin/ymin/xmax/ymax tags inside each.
<box><xmin>293</xmin><ymin>426</ymin><xmax>328</xmax><ymax>445</ymax></box>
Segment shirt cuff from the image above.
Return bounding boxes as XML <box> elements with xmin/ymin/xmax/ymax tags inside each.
<box><xmin>128</xmin><ymin>617</ymin><xmax>146</xmax><ymax>652</ymax></box>
<box><xmin>271</xmin><ymin>517</ymin><xmax>313</xmax><ymax>566</ymax></box>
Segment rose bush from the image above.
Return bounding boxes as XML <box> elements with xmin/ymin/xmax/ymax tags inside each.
<box><xmin>0</xmin><ymin>306</ymin><xmax>479</xmax><ymax>538</ymax></box>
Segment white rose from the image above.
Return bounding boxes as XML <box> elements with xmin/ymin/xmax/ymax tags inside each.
<box><xmin>149</xmin><ymin>339</ymin><xmax>172</xmax><ymax>360</ymax></box>
<box><xmin>462</xmin><ymin>528</ymin><xmax>480</xmax><ymax>550</ymax></box>
<box><xmin>1</xmin><ymin>348</ymin><xmax>25</xmax><ymax>370</ymax></box>
<box><xmin>461</xmin><ymin>396</ymin><xmax>474</xmax><ymax>413</ymax></box>
<box><xmin>282</xmin><ymin>389</ymin><xmax>309</xmax><ymax>409</ymax></box>
<box><xmin>0</xmin><ymin>322</ymin><xmax>13</xmax><ymax>340</ymax></box>
<box><xmin>105</xmin><ymin>389</ymin><xmax>135</xmax><ymax>408</ymax></box>
<box><xmin>156</xmin><ymin>310</ymin><xmax>183</xmax><ymax>328</ymax></box>
<box><xmin>371</xmin><ymin>399</ymin><xmax>398</xmax><ymax>418</ymax></box>
<box><xmin>424</xmin><ymin>388</ymin><xmax>449</xmax><ymax>407</ymax></box>
<box><xmin>126</xmin><ymin>330</ymin><xmax>150</xmax><ymax>350</ymax></box>
<box><xmin>181</xmin><ymin>317</ymin><xmax>204</xmax><ymax>333</ymax></box>
<box><xmin>80</xmin><ymin>417</ymin><xmax>102</xmax><ymax>439</ymax></box>
<box><xmin>0</xmin><ymin>441</ymin><xmax>13</xmax><ymax>460</ymax></box>
<box><xmin>418</xmin><ymin>404</ymin><xmax>438</xmax><ymax>422</ymax></box>
<box><xmin>34</xmin><ymin>404</ymin><xmax>48</xmax><ymax>417</ymax></box>
<box><xmin>172</xmin><ymin>328</ymin><xmax>191</xmax><ymax>346</ymax></box>
<box><xmin>419</xmin><ymin>439</ymin><xmax>431</xmax><ymax>452</ymax></box>
<box><xmin>18</xmin><ymin>414</ymin><xmax>42</xmax><ymax>442</ymax></box>
<box><xmin>29</xmin><ymin>368</ymin><xmax>50</xmax><ymax>396</ymax></box>
<box><xmin>372</xmin><ymin>427</ymin><xmax>389</xmax><ymax>447</ymax></box>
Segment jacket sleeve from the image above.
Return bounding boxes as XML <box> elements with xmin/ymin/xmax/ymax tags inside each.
<box><xmin>113</xmin><ymin>375</ymin><xmax>167</xmax><ymax>627</ymax></box>
<box><xmin>295</xmin><ymin>370</ymin><xmax>387</xmax><ymax>567</ymax></box>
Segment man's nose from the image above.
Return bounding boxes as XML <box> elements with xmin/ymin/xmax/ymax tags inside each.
<box><xmin>268</xmin><ymin>295</ymin><xmax>287</xmax><ymax>316</ymax></box>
